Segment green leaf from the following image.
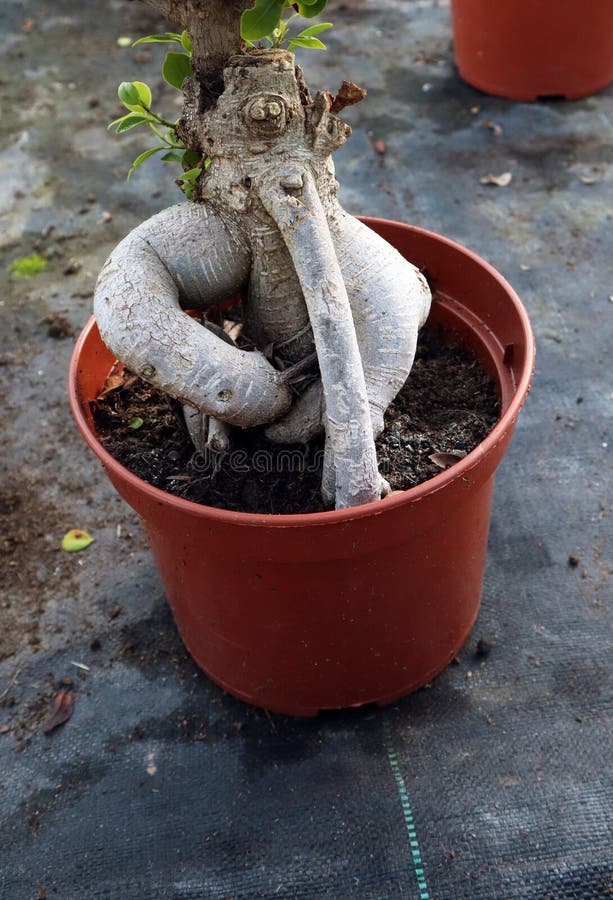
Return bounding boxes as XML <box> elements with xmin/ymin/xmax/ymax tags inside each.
<box><xmin>118</xmin><ymin>81</ymin><xmax>141</xmax><ymax>108</ymax></box>
<box><xmin>180</xmin><ymin>30</ymin><xmax>192</xmax><ymax>55</ymax></box>
<box><xmin>115</xmin><ymin>113</ymin><xmax>151</xmax><ymax>133</ymax></box>
<box><xmin>131</xmin><ymin>32</ymin><xmax>183</xmax><ymax>46</ymax></box>
<box><xmin>61</xmin><ymin>529</ymin><xmax>95</xmax><ymax>553</ymax></box>
<box><xmin>108</xmin><ymin>115</ymin><xmax>127</xmax><ymax>129</ymax></box>
<box><xmin>294</xmin><ymin>22</ymin><xmax>332</xmax><ymax>37</ymax></box>
<box><xmin>161</xmin><ymin>149</ymin><xmax>185</xmax><ymax>164</ymax></box>
<box><xmin>118</xmin><ymin>80</ymin><xmax>152</xmax><ymax>112</ymax></box>
<box><xmin>182</xmin><ymin>149</ymin><xmax>201</xmax><ymax>167</ymax></box>
<box><xmin>127</xmin><ymin>147</ymin><xmax>164</xmax><ymax>178</ymax></box>
<box><xmin>296</xmin><ymin>0</ymin><xmax>327</xmax><ymax>12</ymax></box>
<box><xmin>177</xmin><ymin>167</ymin><xmax>202</xmax><ymax>183</ymax></box>
<box><xmin>132</xmin><ymin>81</ymin><xmax>152</xmax><ymax>108</ymax></box>
<box><xmin>128</xmin><ymin>417</ymin><xmax>144</xmax><ymax>430</ymax></box>
<box><xmin>162</xmin><ymin>51</ymin><xmax>192</xmax><ymax>90</ymax></box>
<box><xmin>288</xmin><ymin>35</ymin><xmax>327</xmax><ymax>50</ymax></box>
<box><xmin>240</xmin><ymin>0</ymin><xmax>286</xmax><ymax>42</ymax></box>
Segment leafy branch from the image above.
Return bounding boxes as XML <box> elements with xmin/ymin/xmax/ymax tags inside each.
<box><xmin>110</xmin><ymin>31</ymin><xmax>206</xmax><ymax>198</ymax></box>
<box><xmin>241</xmin><ymin>0</ymin><xmax>332</xmax><ymax>50</ymax></box>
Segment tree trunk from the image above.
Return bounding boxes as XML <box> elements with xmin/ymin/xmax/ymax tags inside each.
<box><xmin>141</xmin><ymin>0</ymin><xmax>250</xmax><ymax>89</ymax></box>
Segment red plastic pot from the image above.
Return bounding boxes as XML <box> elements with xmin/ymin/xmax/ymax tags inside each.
<box><xmin>69</xmin><ymin>220</ymin><xmax>534</xmax><ymax>715</ymax></box>
<box><xmin>451</xmin><ymin>0</ymin><xmax>613</xmax><ymax>101</ymax></box>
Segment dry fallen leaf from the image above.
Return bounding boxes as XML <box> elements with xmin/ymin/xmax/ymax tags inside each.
<box><xmin>96</xmin><ymin>372</ymin><xmax>125</xmax><ymax>399</ymax></box>
<box><xmin>480</xmin><ymin>172</ymin><xmax>512</xmax><ymax>187</ymax></box>
<box><xmin>96</xmin><ymin>371</ymin><xmax>137</xmax><ymax>400</ymax></box>
<box><xmin>374</xmin><ymin>139</ymin><xmax>386</xmax><ymax>155</ymax></box>
<box><xmin>429</xmin><ymin>451</ymin><xmax>467</xmax><ymax>469</ymax></box>
<box><xmin>41</xmin><ymin>691</ymin><xmax>74</xmax><ymax>734</ymax></box>
<box><xmin>578</xmin><ymin>175</ymin><xmax>598</xmax><ymax>185</ymax></box>
<box><xmin>70</xmin><ymin>661</ymin><xmax>90</xmax><ymax>672</ymax></box>
<box><xmin>481</xmin><ymin>119</ymin><xmax>503</xmax><ymax>136</ymax></box>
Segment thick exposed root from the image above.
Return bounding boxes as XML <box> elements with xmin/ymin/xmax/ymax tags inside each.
<box><xmin>260</xmin><ymin>166</ymin><xmax>381</xmax><ymax>508</ymax></box>
<box><xmin>94</xmin><ymin>203</ymin><xmax>292</xmax><ymax>428</ymax></box>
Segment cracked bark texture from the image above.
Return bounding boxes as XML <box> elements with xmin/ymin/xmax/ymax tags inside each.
<box><xmin>94</xmin><ymin>3</ymin><xmax>431</xmax><ymax>509</ymax></box>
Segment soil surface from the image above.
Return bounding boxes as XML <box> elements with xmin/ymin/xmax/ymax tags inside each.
<box><xmin>93</xmin><ymin>327</ymin><xmax>498</xmax><ymax>514</ymax></box>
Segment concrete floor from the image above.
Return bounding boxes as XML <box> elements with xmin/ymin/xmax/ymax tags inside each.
<box><xmin>0</xmin><ymin>1</ymin><xmax>611</xmax><ymax>897</ymax></box>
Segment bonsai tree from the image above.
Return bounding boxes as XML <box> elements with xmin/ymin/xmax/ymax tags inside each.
<box><xmin>95</xmin><ymin>0</ymin><xmax>431</xmax><ymax>509</ymax></box>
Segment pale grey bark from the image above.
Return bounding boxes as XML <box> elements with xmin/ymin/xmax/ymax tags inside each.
<box><xmin>94</xmin><ymin>203</ymin><xmax>292</xmax><ymax>427</ymax></box>
<box><xmin>259</xmin><ymin>167</ymin><xmax>382</xmax><ymax>508</ymax></box>
<box><xmin>265</xmin><ymin>213</ymin><xmax>431</xmax><ymax>445</ymax></box>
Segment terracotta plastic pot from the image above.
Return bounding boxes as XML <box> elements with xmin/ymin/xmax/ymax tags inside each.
<box><xmin>451</xmin><ymin>0</ymin><xmax>613</xmax><ymax>101</ymax></box>
<box><xmin>69</xmin><ymin>220</ymin><xmax>535</xmax><ymax>715</ymax></box>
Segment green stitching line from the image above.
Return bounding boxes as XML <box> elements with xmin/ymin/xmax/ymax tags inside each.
<box><xmin>384</xmin><ymin>721</ymin><xmax>431</xmax><ymax>900</ymax></box>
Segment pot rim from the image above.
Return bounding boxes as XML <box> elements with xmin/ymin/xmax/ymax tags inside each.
<box><xmin>69</xmin><ymin>220</ymin><xmax>535</xmax><ymax>529</ymax></box>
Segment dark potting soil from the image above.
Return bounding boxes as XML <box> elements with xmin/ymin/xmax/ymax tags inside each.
<box><xmin>92</xmin><ymin>328</ymin><xmax>499</xmax><ymax>515</ymax></box>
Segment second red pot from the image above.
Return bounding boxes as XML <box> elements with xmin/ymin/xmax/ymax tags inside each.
<box><xmin>451</xmin><ymin>0</ymin><xmax>613</xmax><ymax>101</ymax></box>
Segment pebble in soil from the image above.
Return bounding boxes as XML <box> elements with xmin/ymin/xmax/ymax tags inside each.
<box><xmin>93</xmin><ymin>327</ymin><xmax>499</xmax><ymax>515</ymax></box>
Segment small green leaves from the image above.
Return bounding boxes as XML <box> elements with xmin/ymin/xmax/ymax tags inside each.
<box><xmin>293</xmin><ymin>22</ymin><xmax>332</xmax><ymax>37</ymax></box>
<box><xmin>161</xmin><ymin>149</ymin><xmax>185</xmax><ymax>164</ymax></box>
<box><xmin>9</xmin><ymin>254</ymin><xmax>47</xmax><ymax>277</ymax></box>
<box><xmin>110</xmin><ymin>31</ymin><xmax>203</xmax><ymax>195</ymax></box>
<box><xmin>118</xmin><ymin>81</ymin><xmax>140</xmax><ymax>108</ymax></box>
<box><xmin>131</xmin><ymin>31</ymin><xmax>193</xmax><ymax>56</ymax></box>
<box><xmin>177</xmin><ymin>167</ymin><xmax>202</xmax><ymax>184</ymax></box>
<box><xmin>162</xmin><ymin>51</ymin><xmax>192</xmax><ymax>90</ymax></box>
<box><xmin>288</xmin><ymin>13</ymin><xmax>332</xmax><ymax>49</ymax></box>
<box><xmin>115</xmin><ymin>113</ymin><xmax>150</xmax><ymax>133</ymax></box>
<box><xmin>180</xmin><ymin>31</ymin><xmax>192</xmax><ymax>54</ymax></box>
<box><xmin>128</xmin><ymin>417</ymin><xmax>144</xmax><ymax>430</ymax></box>
<box><xmin>128</xmin><ymin>146</ymin><xmax>164</xmax><ymax>179</ymax></box>
<box><xmin>177</xmin><ymin>166</ymin><xmax>204</xmax><ymax>201</ymax></box>
<box><xmin>288</xmin><ymin>34</ymin><xmax>327</xmax><ymax>51</ymax></box>
<box><xmin>295</xmin><ymin>0</ymin><xmax>328</xmax><ymax>17</ymax></box>
<box><xmin>132</xmin><ymin>31</ymin><xmax>183</xmax><ymax>46</ymax></box>
<box><xmin>118</xmin><ymin>81</ymin><xmax>152</xmax><ymax>112</ymax></box>
<box><xmin>61</xmin><ymin>529</ymin><xmax>95</xmax><ymax>553</ymax></box>
<box><xmin>241</xmin><ymin>0</ymin><xmax>286</xmax><ymax>42</ymax></box>
<box><xmin>131</xmin><ymin>81</ymin><xmax>152</xmax><ymax>108</ymax></box>
<box><xmin>241</xmin><ymin>0</ymin><xmax>330</xmax><ymax>48</ymax></box>
<box><xmin>182</xmin><ymin>148</ymin><xmax>203</xmax><ymax>168</ymax></box>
